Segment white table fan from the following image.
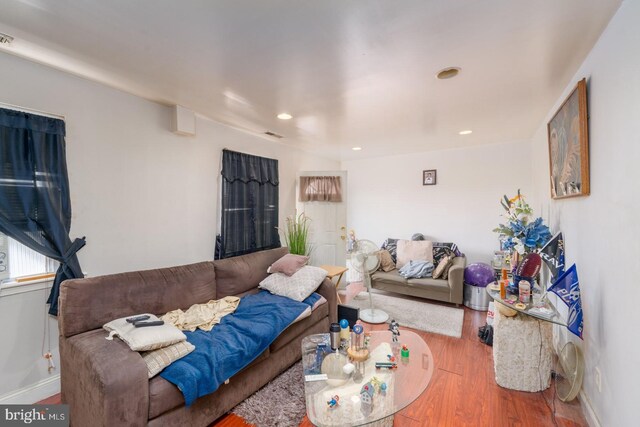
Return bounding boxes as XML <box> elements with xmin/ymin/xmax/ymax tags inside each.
<box><xmin>350</xmin><ymin>239</ymin><xmax>389</xmax><ymax>324</ymax></box>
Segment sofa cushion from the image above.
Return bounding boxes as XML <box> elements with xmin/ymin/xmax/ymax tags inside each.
<box><xmin>267</xmin><ymin>253</ymin><xmax>309</xmax><ymax>276</ymax></box>
<box><xmin>371</xmin><ymin>270</ymin><xmax>450</xmax><ymax>293</ymax></box>
<box><xmin>214</xmin><ymin>247</ymin><xmax>288</xmax><ymax>298</ymax></box>
<box><xmin>149</xmin><ymin>376</ymin><xmax>184</xmax><ymax>419</ymax></box>
<box><xmin>375</xmin><ymin>250</ymin><xmax>396</xmax><ymax>272</ymax></box>
<box><xmin>407</xmin><ymin>277</ymin><xmax>451</xmax><ymax>292</ymax></box>
<box><xmin>433</xmin><ymin>254</ymin><xmax>454</xmax><ymax>279</ymax></box>
<box><xmin>59</xmin><ymin>262</ymin><xmax>217</xmax><ymax>338</ymax></box>
<box><xmin>148</xmin><ymin>347</ymin><xmax>271</xmax><ymax>419</ymax></box>
<box><xmin>269</xmin><ymin>298</ymin><xmax>328</xmax><ymax>352</ymax></box>
<box><xmin>396</xmin><ymin>240</ymin><xmax>433</xmax><ymax>269</ymax></box>
<box><xmin>381</xmin><ymin>238</ymin><xmax>399</xmax><ymax>263</ymax></box>
<box><xmin>433</xmin><ymin>242</ymin><xmax>461</xmax><ymax>263</ymax></box>
<box><xmin>142</xmin><ymin>341</ymin><xmax>195</xmax><ymax>378</ymax></box>
<box><xmin>259</xmin><ymin>266</ymin><xmax>327</xmax><ymax>302</ymax></box>
<box><xmin>371</xmin><ymin>270</ymin><xmax>406</xmax><ymax>286</ymax></box>
<box><xmin>103</xmin><ymin>314</ymin><xmax>186</xmax><ymax>351</ymax></box>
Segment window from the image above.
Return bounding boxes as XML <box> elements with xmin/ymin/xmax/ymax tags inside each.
<box><xmin>216</xmin><ymin>149</ymin><xmax>280</xmax><ymax>259</ymax></box>
<box><xmin>0</xmin><ymin>232</ymin><xmax>57</xmax><ymax>282</ymax></box>
<box><xmin>0</xmin><ymin>106</ymin><xmax>85</xmax><ymax>315</ymax></box>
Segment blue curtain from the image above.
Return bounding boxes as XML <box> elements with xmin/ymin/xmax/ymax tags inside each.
<box><xmin>216</xmin><ymin>149</ymin><xmax>280</xmax><ymax>259</ymax></box>
<box><xmin>0</xmin><ymin>107</ymin><xmax>85</xmax><ymax>315</ymax></box>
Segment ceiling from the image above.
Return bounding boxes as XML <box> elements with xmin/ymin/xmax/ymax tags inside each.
<box><xmin>0</xmin><ymin>0</ymin><xmax>621</xmax><ymax>160</ymax></box>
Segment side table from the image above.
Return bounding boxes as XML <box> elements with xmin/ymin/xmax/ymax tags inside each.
<box><xmin>319</xmin><ymin>265</ymin><xmax>348</xmax><ymax>304</ymax></box>
<box><xmin>492</xmin><ymin>309</ymin><xmax>553</xmax><ymax>392</ymax></box>
<box><xmin>486</xmin><ymin>285</ymin><xmax>565</xmax><ymax>392</ymax></box>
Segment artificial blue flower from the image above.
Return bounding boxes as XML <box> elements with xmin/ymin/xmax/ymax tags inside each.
<box><xmin>502</xmin><ymin>237</ymin><xmax>516</xmax><ymax>250</ymax></box>
<box><xmin>522</xmin><ymin>218</ymin><xmax>551</xmax><ymax>249</ymax></box>
<box><xmin>509</xmin><ymin>221</ymin><xmax>526</xmax><ymax>237</ymax></box>
<box><xmin>495</xmin><ymin>192</ymin><xmax>551</xmax><ymax>254</ymax></box>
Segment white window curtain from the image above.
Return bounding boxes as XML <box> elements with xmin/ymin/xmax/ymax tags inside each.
<box><xmin>299</xmin><ymin>176</ymin><xmax>342</xmax><ymax>202</ymax></box>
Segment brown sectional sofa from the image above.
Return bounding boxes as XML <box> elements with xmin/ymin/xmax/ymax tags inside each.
<box><xmin>370</xmin><ymin>256</ymin><xmax>466</xmax><ymax>305</ymax></box>
<box><xmin>58</xmin><ymin>247</ymin><xmax>337</xmax><ymax>427</ymax></box>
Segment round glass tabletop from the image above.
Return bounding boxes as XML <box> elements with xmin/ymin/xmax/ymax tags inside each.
<box><xmin>301</xmin><ymin>330</ymin><xmax>433</xmax><ymax>427</ymax></box>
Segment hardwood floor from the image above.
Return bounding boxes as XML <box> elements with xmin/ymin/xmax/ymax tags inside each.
<box><xmin>218</xmin><ymin>305</ymin><xmax>586</xmax><ymax>427</ymax></box>
<box><xmin>39</xmin><ymin>306</ymin><xmax>586</xmax><ymax>426</ymax></box>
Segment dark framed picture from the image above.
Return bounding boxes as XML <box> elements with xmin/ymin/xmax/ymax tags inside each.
<box><xmin>423</xmin><ymin>169</ymin><xmax>437</xmax><ymax>186</ymax></box>
<box><xmin>547</xmin><ymin>78</ymin><xmax>590</xmax><ymax>199</ymax></box>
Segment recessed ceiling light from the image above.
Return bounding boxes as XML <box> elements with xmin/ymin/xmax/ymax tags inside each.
<box><xmin>352</xmin><ymin>147</ymin><xmax>362</xmax><ymax>151</ymax></box>
<box><xmin>459</xmin><ymin>130</ymin><xmax>473</xmax><ymax>135</ymax></box>
<box><xmin>436</xmin><ymin>67</ymin><xmax>461</xmax><ymax>80</ymax></box>
<box><xmin>0</xmin><ymin>33</ymin><xmax>14</xmax><ymax>45</ymax></box>
<box><xmin>277</xmin><ymin>113</ymin><xmax>292</xmax><ymax>120</ymax></box>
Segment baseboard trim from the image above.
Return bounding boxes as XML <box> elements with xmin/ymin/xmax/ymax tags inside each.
<box><xmin>579</xmin><ymin>390</ymin><xmax>601</xmax><ymax>427</ymax></box>
<box><xmin>0</xmin><ymin>374</ymin><xmax>60</xmax><ymax>404</ymax></box>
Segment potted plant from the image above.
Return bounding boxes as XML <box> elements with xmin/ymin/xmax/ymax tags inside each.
<box><xmin>279</xmin><ymin>212</ymin><xmax>312</xmax><ymax>256</ymax></box>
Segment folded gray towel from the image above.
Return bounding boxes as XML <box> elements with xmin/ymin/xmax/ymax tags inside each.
<box><xmin>398</xmin><ymin>260</ymin><xmax>434</xmax><ymax>279</ymax></box>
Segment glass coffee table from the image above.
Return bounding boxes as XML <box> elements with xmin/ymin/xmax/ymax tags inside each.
<box><xmin>301</xmin><ymin>330</ymin><xmax>433</xmax><ymax>427</ymax></box>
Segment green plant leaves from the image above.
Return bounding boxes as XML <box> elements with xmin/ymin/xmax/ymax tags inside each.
<box><xmin>279</xmin><ymin>212</ymin><xmax>311</xmax><ymax>256</ymax></box>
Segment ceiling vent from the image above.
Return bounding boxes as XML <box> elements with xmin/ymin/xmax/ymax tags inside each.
<box><xmin>436</xmin><ymin>67</ymin><xmax>461</xmax><ymax>79</ymax></box>
<box><xmin>0</xmin><ymin>33</ymin><xmax>14</xmax><ymax>45</ymax></box>
<box><xmin>264</xmin><ymin>131</ymin><xmax>284</xmax><ymax>139</ymax></box>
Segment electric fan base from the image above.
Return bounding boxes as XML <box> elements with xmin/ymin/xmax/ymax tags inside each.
<box><xmin>359</xmin><ymin>308</ymin><xmax>389</xmax><ymax>324</ymax></box>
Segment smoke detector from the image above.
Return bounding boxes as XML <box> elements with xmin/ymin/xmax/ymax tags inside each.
<box><xmin>0</xmin><ymin>33</ymin><xmax>14</xmax><ymax>45</ymax></box>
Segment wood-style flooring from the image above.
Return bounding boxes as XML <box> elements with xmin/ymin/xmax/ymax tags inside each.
<box><xmin>214</xmin><ymin>305</ymin><xmax>586</xmax><ymax>427</ymax></box>
<box><xmin>39</xmin><ymin>306</ymin><xmax>586</xmax><ymax>426</ymax></box>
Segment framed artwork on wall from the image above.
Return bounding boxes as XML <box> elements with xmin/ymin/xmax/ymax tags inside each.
<box><xmin>547</xmin><ymin>78</ymin><xmax>590</xmax><ymax>199</ymax></box>
<box><xmin>423</xmin><ymin>169</ymin><xmax>437</xmax><ymax>186</ymax></box>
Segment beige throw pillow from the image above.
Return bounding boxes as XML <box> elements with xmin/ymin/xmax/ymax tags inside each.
<box><xmin>104</xmin><ymin>314</ymin><xmax>186</xmax><ymax>351</ymax></box>
<box><xmin>141</xmin><ymin>341</ymin><xmax>195</xmax><ymax>378</ymax></box>
<box><xmin>259</xmin><ymin>265</ymin><xmax>327</xmax><ymax>301</ymax></box>
<box><xmin>375</xmin><ymin>250</ymin><xmax>396</xmax><ymax>272</ymax></box>
<box><xmin>396</xmin><ymin>240</ymin><xmax>433</xmax><ymax>269</ymax></box>
<box><xmin>433</xmin><ymin>254</ymin><xmax>454</xmax><ymax>279</ymax></box>
<box><xmin>441</xmin><ymin>257</ymin><xmax>455</xmax><ymax>280</ymax></box>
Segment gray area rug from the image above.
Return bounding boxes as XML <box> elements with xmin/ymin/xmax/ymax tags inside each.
<box><xmin>348</xmin><ymin>291</ymin><xmax>464</xmax><ymax>338</ymax></box>
<box><xmin>231</xmin><ymin>361</ymin><xmax>305</xmax><ymax>427</ymax></box>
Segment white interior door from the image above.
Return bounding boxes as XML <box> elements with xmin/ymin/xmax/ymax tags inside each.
<box><xmin>297</xmin><ymin>171</ymin><xmax>347</xmax><ymax>267</ymax></box>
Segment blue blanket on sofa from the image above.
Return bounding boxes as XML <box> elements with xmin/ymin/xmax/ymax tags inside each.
<box><xmin>160</xmin><ymin>290</ymin><xmax>321</xmax><ymax>405</ymax></box>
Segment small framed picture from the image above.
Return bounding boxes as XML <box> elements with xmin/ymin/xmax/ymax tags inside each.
<box><xmin>423</xmin><ymin>169</ymin><xmax>437</xmax><ymax>186</ymax></box>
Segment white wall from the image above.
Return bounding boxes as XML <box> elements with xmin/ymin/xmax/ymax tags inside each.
<box><xmin>0</xmin><ymin>52</ymin><xmax>338</xmax><ymax>401</ymax></box>
<box><xmin>529</xmin><ymin>1</ymin><xmax>640</xmax><ymax>425</ymax></box>
<box><xmin>0</xmin><ymin>281</ymin><xmax>60</xmax><ymax>404</ymax></box>
<box><xmin>342</xmin><ymin>140</ymin><xmax>532</xmax><ymax>263</ymax></box>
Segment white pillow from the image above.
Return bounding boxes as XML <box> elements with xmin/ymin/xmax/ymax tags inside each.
<box><xmin>396</xmin><ymin>240</ymin><xmax>433</xmax><ymax>269</ymax></box>
<box><xmin>259</xmin><ymin>265</ymin><xmax>327</xmax><ymax>302</ymax></box>
<box><xmin>104</xmin><ymin>314</ymin><xmax>186</xmax><ymax>351</ymax></box>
